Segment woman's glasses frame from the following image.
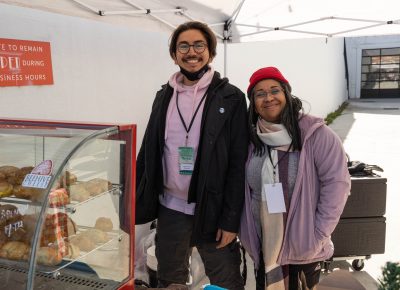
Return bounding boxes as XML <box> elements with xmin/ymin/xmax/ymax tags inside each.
<box><xmin>254</xmin><ymin>87</ymin><xmax>285</xmax><ymax>100</ymax></box>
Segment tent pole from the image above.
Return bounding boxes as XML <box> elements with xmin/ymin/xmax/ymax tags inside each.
<box><xmin>122</xmin><ymin>0</ymin><xmax>177</xmax><ymax>30</ymax></box>
<box><xmin>223</xmin><ymin>20</ymin><xmax>231</xmax><ymax>78</ymax></box>
<box><xmin>70</xmin><ymin>0</ymin><xmax>99</xmax><ymax>14</ymax></box>
<box><xmin>224</xmin><ymin>38</ymin><xmax>227</xmax><ymax>78</ymax></box>
<box><xmin>99</xmin><ymin>8</ymin><xmax>185</xmax><ymax>16</ymax></box>
<box><xmin>230</xmin><ymin>0</ymin><xmax>246</xmax><ymax>24</ymax></box>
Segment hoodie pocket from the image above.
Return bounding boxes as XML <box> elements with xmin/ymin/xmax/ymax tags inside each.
<box><xmin>288</xmin><ymin>231</ymin><xmax>328</xmax><ymax>261</ymax></box>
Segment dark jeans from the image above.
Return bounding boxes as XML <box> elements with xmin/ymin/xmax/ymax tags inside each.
<box><xmin>156</xmin><ymin>205</ymin><xmax>244</xmax><ymax>290</ymax></box>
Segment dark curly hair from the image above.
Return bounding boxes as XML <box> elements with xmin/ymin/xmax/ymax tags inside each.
<box><xmin>169</xmin><ymin>21</ymin><xmax>217</xmax><ymax>59</ymax></box>
<box><xmin>248</xmin><ymin>81</ymin><xmax>304</xmax><ymax>156</ymax></box>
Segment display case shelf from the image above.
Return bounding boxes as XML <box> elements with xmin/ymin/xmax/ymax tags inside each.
<box><xmin>66</xmin><ymin>184</ymin><xmax>122</xmax><ymax>213</ymax></box>
<box><xmin>0</xmin><ymin>118</ymin><xmax>136</xmax><ymax>290</ymax></box>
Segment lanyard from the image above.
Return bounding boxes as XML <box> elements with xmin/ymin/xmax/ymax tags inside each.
<box><xmin>267</xmin><ymin>142</ymin><xmax>292</xmax><ymax>182</ymax></box>
<box><xmin>176</xmin><ymin>91</ymin><xmax>208</xmax><ymax>145</ymax></box>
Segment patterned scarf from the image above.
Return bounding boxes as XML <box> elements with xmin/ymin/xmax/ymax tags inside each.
<box><xmin>257</xmin><ymin>118</ymin><xmax>292</xmax><ymax>290</ymax></box>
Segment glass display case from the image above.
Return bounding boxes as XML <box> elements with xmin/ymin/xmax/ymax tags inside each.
<box><xmin>0</xmin><ymin>118</ymin><xmax>136</xmax><ymax>290</ymax></box>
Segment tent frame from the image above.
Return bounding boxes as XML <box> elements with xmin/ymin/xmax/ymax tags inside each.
<box><xmin>70</xmin><ymin>0</ymin><xmax>400</xmax><ymax>76</ymax></box>
<box><xmin>70</xmin><ymin>0</ymin><xmax>400</xmax><ymax>39</ymax></box>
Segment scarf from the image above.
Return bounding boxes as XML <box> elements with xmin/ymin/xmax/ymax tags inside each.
<box><xmin>257</xmin><ymin>118</ymin><xmax>292</xmax><ymax>290</ymax></box>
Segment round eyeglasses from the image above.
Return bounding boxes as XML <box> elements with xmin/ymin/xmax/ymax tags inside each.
<box><xmin>254</xmin><ymin>88</ymin><xmax>285</xmax><ymax>99</ymax></box>
<box><xmin>177</xmin><ymin>42</ymin><xmax>207</xmax><ymax>54</ymax></box>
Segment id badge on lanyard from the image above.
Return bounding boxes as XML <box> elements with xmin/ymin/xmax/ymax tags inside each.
<box><xmin>262</xmin><ymin>183</ymin><xmax>286</xmax><ymax>213</ymax></box>
<box><xmin>175</xmin><ymin>90</ymin><xmax>208</xmax><ymax>176</ymax></box>
<box><xmin>178</xmin><ymin>146</ymin><xmax>195</xmax><ymax>175</ymax></box>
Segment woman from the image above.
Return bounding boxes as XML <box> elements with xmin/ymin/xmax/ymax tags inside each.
<box><xmin>239</xmin><ymin>67</ymin><xmax>351</xmax><ymax>290</ymax></box>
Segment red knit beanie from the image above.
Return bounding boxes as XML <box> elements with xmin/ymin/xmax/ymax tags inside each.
<box><xmin>247</xmin><ymin>66</ymin><xmax>289</xmax><ymax>96</ymax></box>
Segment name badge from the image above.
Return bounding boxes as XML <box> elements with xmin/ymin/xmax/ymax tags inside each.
<box><xmin>262</xmin><ymin>183</ymin><xmax>286</xmax><ymax>214</ymax></box>
<box><xmin>178</xmin><ymin>146</ymin><xmax>194</xmax><ymax>175</ymax></box>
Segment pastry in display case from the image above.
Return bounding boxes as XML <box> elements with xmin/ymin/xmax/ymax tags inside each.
<box><xmin>0</xmin><ymin>118</ymin><xmax>136</xmax><ymax>290</ymax></box>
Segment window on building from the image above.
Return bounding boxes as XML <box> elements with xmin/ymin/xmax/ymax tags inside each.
<box><xmin>361</xmin><ymin>47</ymin><xmax>400</xmax><ymax>98</ymax></box>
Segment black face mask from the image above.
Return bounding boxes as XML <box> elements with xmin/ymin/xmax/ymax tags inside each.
<box><xmin>179</xmin><ymin>64</ymin><xmax>209</xmax><ymax>81</ymax></box>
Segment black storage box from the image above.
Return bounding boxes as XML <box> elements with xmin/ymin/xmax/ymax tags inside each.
<box><xmin>332</xmin><ymin>217</ymin><xmax>386</xmax><ymax>257</ymax></box>
<box><xmin>341</xmin><ymin>177</ymin><xmax>387</xmax><ymax>218</ymax></box>
<box><xmin>331</xmin><ymin>176</ymin><xmax>387</xmax><ymax>258</ymax></box>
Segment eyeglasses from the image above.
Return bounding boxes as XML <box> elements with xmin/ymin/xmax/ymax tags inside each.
<box><xmin>177</xmin><ymin>41</ymin><xmax>207</xmax><ymax>54</ymax></box>
<box><xmin>254</xmin><ymin>88</ymin><xmax>285</xmax><ymax>99</ymax></box>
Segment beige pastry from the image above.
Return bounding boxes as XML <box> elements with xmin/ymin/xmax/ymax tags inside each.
<box><xmin>84</xmin><ymin>178</ymin><xmax>111</xmax><ymax>196</ymax></box>
<box><xmin>69</xmin><ymin>183</ymin><xmax>90</xmax><ymax>202</ymax></box>
<box><xmin>70</xmin><ymin>235</ymin><xmax>96</xmax><ymax>252</ymax></box>
<box><xmin>12</xmin><ymin>185</ymin><xmax>42</xmax><ymax>201</ymax></box>
<box><xmin>36</xmin><ymin>247</ymin><xmax>62</xmax><ymax>266</ymax></box>
<box><xmin>7</xmin><ymin>166</ymin><xmax>34</xmax><ymax>185</ymax></box>
<box><xmin>60</xmin><ymin>171</ymin><xmax>78</xmax><ymax>187</ymax></box>
<box><xmin>12</xmin><ymin>185</ymin><xmax>33</xmax><ymax>200</ymax></box>
<box><xmin>0</xmin><ymin>181</ymin><xmax>13</xmax><ymax>198</ymax></box>
<box><xmin>64</xmin><ymin>242</ymin><xmax>80</xmax><ymax>259</ymax></box>
<box><xmin>0</xmin><ymin>166</ymin><xmax>19</xmax><ymax>178</ymax></box>
<box><xmin>94</xmin><ymin>217</ymin><xmax>113</xmax><ymax>232</ymax></box>
<box><xmin>81</xmin><ymin>229</ymin><xmax>109</xmax><ymax>244</ymax></box>
<box><xmin>0</xmin><ymin>241</ymin><xmax>30</xmax><ymax>260</ymax></box>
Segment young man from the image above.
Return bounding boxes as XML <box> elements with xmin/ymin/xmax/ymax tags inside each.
<box><xmin>135</xmin><ymin>21</ymin><xmax>248</xmax><ymax>290</ymax></box>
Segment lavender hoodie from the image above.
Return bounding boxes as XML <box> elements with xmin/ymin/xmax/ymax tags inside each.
<box><xmin>239</xmin><ymin>114</ymin><xmax>351</xmax><ymax>268</ymax></box>
<box><xmin>159</xmin><ymin>67</ymin><xmax>214</xmax><ymax>215</ymax></box>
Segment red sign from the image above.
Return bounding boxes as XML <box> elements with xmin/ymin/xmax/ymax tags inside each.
<box><xmin>0</xmin><ymin>38</ymin><xmax>53</xmax><ymax>87</ymax></box>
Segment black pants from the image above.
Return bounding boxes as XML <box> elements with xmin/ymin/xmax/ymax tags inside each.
<box><xmin>255</xmin><ymin>252</ymin><xmax>321</xmax><ymax>290</ymax></box>
<box><xmin>288</xmin><ymin>262</ymin><xmax>322</xmax><ymax>290</ymax></box>
<box><xmin>155</xmin><ymin>205</ymin><xmax>244</xmax><ymax>290</ymax></box>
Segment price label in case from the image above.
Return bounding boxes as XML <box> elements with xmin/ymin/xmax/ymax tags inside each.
<box><xmin>22</xmin><ymin>173</ymin><xmax>52</xmax><ymax>189</ymax></box>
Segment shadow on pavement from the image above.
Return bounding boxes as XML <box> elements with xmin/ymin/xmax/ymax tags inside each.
<box><xmin>320</xmin><ymin>260</ymin><xmax>379</xmax><ymax>290</ymax></box>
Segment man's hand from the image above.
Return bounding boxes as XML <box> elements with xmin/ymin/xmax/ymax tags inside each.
<box><xmin>216</xmin><ymin>228</ymin><xmax>237</xmax><ymax>249</ymax></box>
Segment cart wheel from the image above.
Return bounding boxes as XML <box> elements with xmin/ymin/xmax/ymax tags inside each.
<box><xmin>352</xmin><ymin>259</ymin><xmax>364</xmax><ymax>271</ymax></box>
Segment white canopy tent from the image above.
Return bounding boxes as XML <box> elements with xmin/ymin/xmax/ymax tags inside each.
<box><xmin>3</xmin><ymin>0</ymin><xmax>400</xmax><ymax>79</ymax></box>
<box><xmin>2</xmin><ymin>0</ymin><xmax>400</xmax><ymax>42</ymax></box>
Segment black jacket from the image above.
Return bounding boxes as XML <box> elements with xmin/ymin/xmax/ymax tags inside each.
<box><xmin>135</xmin><ymin>71</ymin><xmax>248</xmax><ymax>245</ymax></box>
